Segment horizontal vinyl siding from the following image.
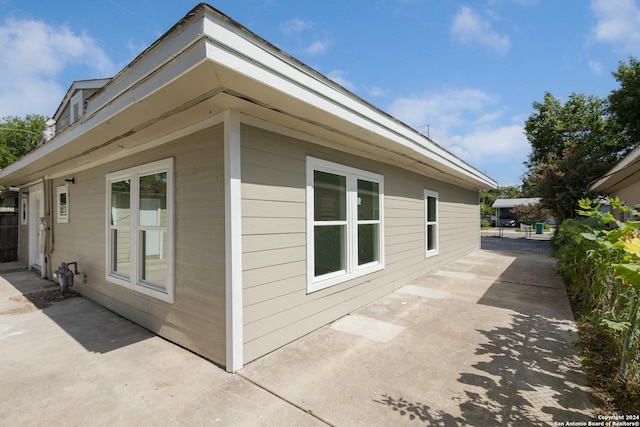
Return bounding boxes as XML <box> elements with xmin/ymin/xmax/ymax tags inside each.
<box><xmin>241</xmin><ymin>125</ymin><xmax>482</xmax><ymax>363</ymax></box>
<box><xmin>615</xmin><ymin>181</ymin><xmax>640</xmax><ymax>209</ymax></box>
<box><xmin>49</xmin><ymin>126</ymin><xmax>227</xmax><ymax>365</ymax></box>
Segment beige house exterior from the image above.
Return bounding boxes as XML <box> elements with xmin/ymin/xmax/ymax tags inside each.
<box><xmin>591</xmin><ymin>146</ymin><xmax>640</xmax><ymax>216</ymax></box>
<box><xmin>0</xmin><ymin>3</ymin><xmax>496</xmax><ymax>371</ymax></box>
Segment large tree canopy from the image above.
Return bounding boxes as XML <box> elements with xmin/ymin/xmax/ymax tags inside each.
<box><xmin>524</xmin><ymin>92</ymin><xmax>624</xmax><ymax>167</ymax></box>
<box><xmin>0</xmin><ymin>115</ymin><xmax>46</xmax><ymax>169</ymax></box>
<box><xmin>522</xmin><ymin>57</ymin><xmax>640</xmax><ymax>225</ymax></box>
<box><xmin>608</xmin><ymin>56</ymin><xmax>640</xmax><ymax>148</ymax></box>
<box><xmin>522</xmin><ymin>92</ymin><xmax>629</xmax><ymax>224</ymax></box>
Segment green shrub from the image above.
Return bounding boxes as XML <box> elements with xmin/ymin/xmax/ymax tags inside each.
<box><xmin>553</xmin><ymin>198</ymin><xmax>639</xmax><ymax>387</ymax></box>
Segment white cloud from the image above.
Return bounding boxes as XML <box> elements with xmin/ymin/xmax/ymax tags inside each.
<box><xmin>388</xmin><ymin>88</ymin><xmax>498</xmax><ymax>135</ymax></box>
<box><xmin>0</xmin><ymin>17</ymin><xmax>116</xmax><ymax>118</ymax></box>
<box><xmin>327</xmin><ymin>70</ymin><xmax>356</xmax><ymax>91</ymax></box>
<box><xmin>591</xmin><ymin>0</ymin><xmax>640</xmax><ymax>54</ymax></box>
<box><xmin>388</xmin><ymin>88</ymin><xmax>528</xmax><ymax>185</ymax></box>
<box><xmin>305</xmin><ymin>40</ymin><xmax>330</xmax><ymax>56</ymax></box>
<box><xmin>280</xmin><ymin>18</ymin><xmax>313</xmax><ymax>34</ymax></box>
<box><xmin>279</xmin><ymin>17</ymin><xmax>331</xmax><ymax>57</ymax></box>
<box><xmin>588</xmin><ymin>60</ymin><xmax>603</xmax><ymax>74</ymax></box>
<box><xmin>450</xmin><ymin>6</ymin><xmax>511</xmax><ymax>55</ymax></box>
<box><xmin>368</xmin><ymin>86</ymin><xmax>389</xmax><ymax>97</ymax></box>
<box><xmin>447</xmin><ymin>124</ymin><xmax>527</xmax><ymax>160</ymax></box>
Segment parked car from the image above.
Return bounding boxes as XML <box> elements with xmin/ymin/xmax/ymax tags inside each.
<box><xmin>498</xmin><ymin>218</ymin><xmax>517</xmax><ymax>227</ymax></box>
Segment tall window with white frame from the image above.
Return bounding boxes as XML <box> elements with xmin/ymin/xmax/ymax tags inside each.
<box><xmin>307</xmin><ymin>157</ymin><xmax>384</xmax><ymax>293</ymax></box>
<box><xmin>425</xmin><ymin>189</ymin><xmax>438</xmax><ymax>257</ymax></box>
<box><xmin>106</xmin><ymin>158</ymin><xmax>174</xmax><ymax>302</ymax></box>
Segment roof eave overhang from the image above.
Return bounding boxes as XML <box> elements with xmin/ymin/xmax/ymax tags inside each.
<box><xmin>0</xmin><ymin>3</ymin><xmax>496</xmax><ymax>191</ymax></box>
<box><xmin>590</xmin><ymin>146</ymin><xmax>640</xmax><ymax>193</ymax></box>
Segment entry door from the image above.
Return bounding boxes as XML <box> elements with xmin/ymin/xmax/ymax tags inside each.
<box><xmin>28</xmin><ymin>185</ymin><xmax>45</xmax><ymax>275</ymax></box>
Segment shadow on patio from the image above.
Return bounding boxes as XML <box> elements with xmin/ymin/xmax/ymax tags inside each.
<box><xmin>459</xmin><ymin>237</ymin><xmax>594</xmax><ymax>425</ymax></box>
<box><xmin>373</xmin><ymin>236</ymin><xmax>595</xmax><ymax>426</ymax></box>
<box><xmin>0</xmin><ymin>263</ymin><xmax>152</xmax><ymax>353</ymax></box>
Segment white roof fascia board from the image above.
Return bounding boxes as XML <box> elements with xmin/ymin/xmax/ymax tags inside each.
<box><xmin>2</xmin><ymin>5</ymin><xmax>495</xmax><ymax>190</ymax></box>
<box><xmin>0</xmin><ymin>39</ymin><xmax>210</xmax><ymax>183</ymax></box>
<box><xmin>201</xmin><ymin>9</ymin><xmax>495</xmax><ymax>189</ymax></box>
<box><xmin>86</xmin><ymin>13</ymin><xmax>206</xmax><ymax>117</ymax></box>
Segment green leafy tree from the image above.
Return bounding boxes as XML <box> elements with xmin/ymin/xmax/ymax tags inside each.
<box><xmin>525</xmin><ymin>147</ymin><xmax>609</xmax><ymax>223</ymax></box>
<box><xmin>522</xmin><ymin>92</ymin><xmax>630</xmax><ymax>224</ymax></box>
<box><xmin>609</xmin><ymin>56</ymin><xmax>640</xmax><ymax>148</ymax></box>
<box><xmin>0</xmin><ymin>114</ymin><xmax>46</xmax><ymax>169</ymax></box>
<box><xmin>511</xmin><ymin>202</ymin><xmax>550</xmax><ymax>226</ymax></box>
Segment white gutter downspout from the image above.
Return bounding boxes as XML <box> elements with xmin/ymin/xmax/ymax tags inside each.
<box><xmin>224</xmin><ymin>109</ymin><xmax>243</xmax><ymax>372</ymax></box>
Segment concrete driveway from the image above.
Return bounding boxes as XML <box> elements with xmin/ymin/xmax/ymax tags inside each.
<box><xmin>0</xmin><ymin>236</ymin><xmax>595</xmax><ymax>426</ymax></box>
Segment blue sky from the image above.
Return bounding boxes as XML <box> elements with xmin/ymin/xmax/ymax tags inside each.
<box><xmin>1</xmin><ymin>0</ymin><xmax>639</xmax><ymax>186</ymax></box>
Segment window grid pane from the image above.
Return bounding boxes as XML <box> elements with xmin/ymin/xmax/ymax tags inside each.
<box><xmin>314</xmin><ymin>224</ymin><xmax>345</xmax><ymax>276</ymax></box>
<box><xmin>357</xmin><ymin>179</ymin><xmax>379</xmax><ymax>220</ymax></box>
<box><xmin>427</xmin><ymin>224</ymin><xmax>436</xmax><ymax>251</ymax></box>
<box><xmin>59</xmin><ymin>193</ymin><xmax>67</xmax><ymax>216</ymax></box>
<box><xmin>358</xmin><ymin>223</ymin><xmax>378</xmax><ymax>265</ymax></box>
<box><xmin>111</xmin><ymin>180</ymin><xmax>131</xmax><ymax>226</ymax></box>
<box><xmin>141</xmin><ymin>230</ymin><xmax>167</xmax><ymax>288</ymax></box>
<box><xmin>314</xmin><ymin>170</ymin><xmax>346</xmax><ymax>221</ymax></box>
<box><xmin>427</xmin><ymin>196</ymin><xmax>437</xmax><ymax>222</ymax></box>
<box><xmin>112</xmin><ymin>229</ymin><xmax>131</xmax><ymax>278</ymax></box>
<box><xmin>139</xmin><ymin>172</ymin><xmax>167</xmax><ymax>227</ymax></box>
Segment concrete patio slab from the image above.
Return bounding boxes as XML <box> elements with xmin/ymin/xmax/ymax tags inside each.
<box><xmin>0</xmin><ymin>273</ymin><xmax>323</xmax><ymax>427</ymax></box>
<box><xmin>0</xmin><ymin>235</ymin><xmax>596</xmax><ymax>426</ymax></box>
<box><xmin>239</xmin><ymin>236</ymin><xmax>595</xmax><ymax>426</ymax></box>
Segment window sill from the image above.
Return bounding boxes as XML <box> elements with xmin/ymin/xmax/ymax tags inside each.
<box><xmin>425</xmin><ymin>250</ymin><xmax>439</xmax><ymax>258</ymax></box>
<box><xmin>105</xmin><ymin>274</ymin><xmax>174</xmax><ymax>303</ymax></box>
<box><xmin>307</xmin><ymin>263</ymin><xmax>384</xmax><ymax>293</ymax></box>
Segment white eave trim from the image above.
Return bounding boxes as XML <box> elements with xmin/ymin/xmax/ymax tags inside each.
<box><xmin>201</xmin><ymin>8</ymin><xmax>495</xmax><ymax>189</ymax></box>
<box><xmin>0</xmin><ymin>39</ymin><xmax>210</xmax><ymax>184</ymax></box>
<box><xmin>590</xmin><ymin>145</ymin><xmax>640</xmax><ymax>192</ymax></box>
<box><xmin>0</xmin><ymin>4</ymin><xmax>494</xmax><ymax>190</ymax></box>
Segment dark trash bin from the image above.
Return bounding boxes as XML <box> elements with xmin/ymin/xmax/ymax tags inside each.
<box><xmin>535</xmin><ymin>222</ymin><xmax>544</xmax><ymax>234</ymax></box>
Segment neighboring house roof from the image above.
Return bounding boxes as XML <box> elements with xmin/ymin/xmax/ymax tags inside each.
<box><xmin>0</xmin><ymin>3</ymin><xmax>496</xmax><ymax>190</ymax></box>
<box><xmin>52</xmin><ymin>78</ymin><xmax>112</xmax><ymax>124</ymax></box>
<box><xmin>492</xmin><ymin>198</ymin><xmax>540</xmax><ymax>209</ymax></box>
<box><xmin>590</xmin><ymin>145</ymin><xmax>640</xmax><ymax>193</ymax></box>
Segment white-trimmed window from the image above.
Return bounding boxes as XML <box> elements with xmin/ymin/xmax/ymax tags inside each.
<box><xmin>106</xmin><ymin>158</ymin><xmax>174</xmax><ymax>303</ymax></box>
<box><xmin>425</xmin><ymin>189</ymin><xmax>439</xmax><ymax>257</ymax></box>
<box><xmin>20</xmin><ymin>192</ymin><xmax>28</xmax><ymax>225</ymax></box>
<box><xmin>57</xmin><ymin>184</ymin><xmax>69</xmax><ymax>223</ymax></box>
<box><xmin>306</xmin><ymin>157</ymin><xmax>384</xmax><ymax>292</ymax></box>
